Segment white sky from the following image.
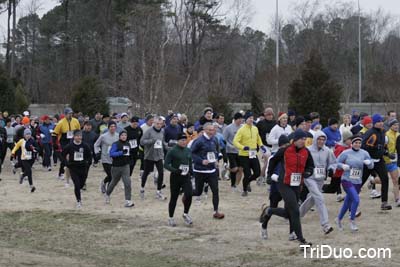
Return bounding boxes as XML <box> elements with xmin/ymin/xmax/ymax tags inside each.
<box><xmin>1</xmin><ymin>0</ymin><xmax>400</xmax><ymax>42</ymax></box>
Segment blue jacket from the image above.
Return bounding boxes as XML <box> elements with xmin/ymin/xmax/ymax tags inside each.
<box><xmin>322</xmin><ymin>126</ymin><xmax>341</xmax><ymax>148</ymax></box>
<box><xmin>164</xmin><ymin>124</ymin><xmax>182</xmax><ymax>143</ymax></box>
<box><xmin>191</xmin><ymin>134</ymin><xmax>218</xmax><ymax>172</ymax></box>
<box><xmin>39</xmin><ymin>123</ymin><xmax>54</xmax><ymax>144</ymax></box>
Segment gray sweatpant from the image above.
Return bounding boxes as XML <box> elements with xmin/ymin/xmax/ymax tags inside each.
<box><xmin>107</xmin><ymin>165</ymin><xmax>132</xmax><ymax>200</ymax></box>
<box><xmin>299</xmin><ymin>177</ymin><xmax>330</xmax><ymax>228</ymax></box>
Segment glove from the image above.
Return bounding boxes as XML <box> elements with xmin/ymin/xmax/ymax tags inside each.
<box><xmin>218</xmin><ymin>153</ymin><xmax>223</xmax><ymax>160</ymax></box>
<box><xmin>40</xmin><ymin>134</ymin><xmax>45</xmax><ymax>139</ymax></box>
<box><xmin>95</xmin><ymin>153</ymin><xmax>101</xmax><ymax>161</ymax></box>
<box><xmin>363</xmin><ymin>159</ymin><xmax>372</xmax><ymax>165</ymax></box>
<box><xmin>266</xmin><ymin>176</ymin><xmax>272</xmax><ymax>185</ymax></box>
<box><xmin>341</xmin><ymin>164</ymin><xmax>350</xmax><ymax>171</ymax></box>
<box><xmin>327</xmin><ymin>169</ymin><xmax>334</xmax><ymax>178</ymax></box>
<box><xmin>389</xmin><ymin>154</ymin><xmax>397</xmax><ymax>160</ymax></box>
<box><xmin>10</xmin><ymin>155</ymin><xmax>14</xmax><ymax>161</ymax></box>
<box><xmin>243</xmin><ymin>146</ymin><xmax>250</xmax><ymax>151</ymax></box>
<box><xmin>175</xmin><ymin>169</ymin><xmax>182</xmax><ymax>175</ymax></box>
<box><xmin>260</xmin><ymin>146</ymin><xmax>268</xmax><ymax>154</ymax></box>
<box><xmin>271</xmin><ymin>174</ymin><xmax>279</xmax><ymax>182</ymax></box>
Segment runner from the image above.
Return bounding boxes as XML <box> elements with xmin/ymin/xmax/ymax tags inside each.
<box><xmin>11</xmin><ymin>129</ymin><xmax>38</xmax><ymax>192</ymax></box>
<box><xmin>94</xmin><ymin>121</ymin><xmax>119</xmax><ymax>194</ymax></box>
<box><xmin>191</xmin><ymin>122</ymin><xmax>225</xmax><ymax>219</ymax></box>
<box><xmin>140</xmin><ymin>116</ymin><xmax>167</xmax><ymax>200</ymax></box>
<box><xmin>322</xmin><ymin>118</ymin><xmax>341</xmax><ymax>149</ymax></box>
<box><xmin>299</xmin><ymin>130</ymin><xmax>335</xmax><ymax>235</ymax></box>
<box><xmin>260</xmin><ymin>129</ymin><xmax>314</xmax><ymax>245</ymax></box>
<box><xmin>233</xmin><ymin>112</ymin><xmax>267</xmax><ymax>196</ymax></box>
<box><xmin>38</xmin><ymin>115</ymin><xmax>53</xmax><ymax>171</ymax></box>
<box><xmin>335</xmin><ymin>136</ymin><xmax>374</xmax><ymax>232</ymax></box>
<box><xmin>104</xmin><ymin>130</ymin><xmax>134</xmax><ymax>207</ymax></box>
<box><xmin>267</xmin><ymin>113</ymin><xmax>293</xmax><ymax>153</ymax></box>
<box><xmin>164</xmin><ymin>133</ymin><xmax>194</xmax><ymax>226</ymax></box>
<box><xmin>62</xmin><ymin>130</ymin><xmax>92</xmax><ymax>208</ymax></box>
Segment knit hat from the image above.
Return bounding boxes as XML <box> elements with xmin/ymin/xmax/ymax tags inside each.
<box><xmin>278</xmin><ymin>112</ymin><xmax>288</xmax><ymax>121</ymax></box>
<box><xmin>41</xmin><ymin>115</ymin><xmax>50</xmax><ymax>121</ymax></box>
<box><xmin>295</xmin><ymin>116</ymin><xmax>305</xmax><ymax>127</ymax></box>
<box><xmin>304</xmin><ymin>114</ymin><xmax>312</xmax><ymax>122</ymax></box>
<box><xmin>311</xmin><ymin>121</ymin><xmax>321</xmax><ymax>130</ymax></box>
<box><xmin>119</xmin><ymin>130</ymin><xmax>127</xmax><ymax>137</ymax></box>
<box><xmin>278</xmin><ymin>134</ymin><xmax>290</xmax><ymax>147</ymax></box>
<box><xmin>234</xmin><ymin>112</ymin><xmax>243</xmax><ymax>120</ymax></box>
<box><xmin>203</xmin><ymin>107</ymin><xmax>213</xmax><ymax>115</ymax></box>
<box><xmin>342</xmin><ymin>129</ymin><xmax>353</xmax><ymax>142</ymax></box>
<box><xmin>293</xmin><ymin>129</ymin><xmax>307</xmax><ymax>141</ymax></box>
<box><xmin>21</xmin><ymin>116</ymin><xmax>30</xmax><ymax>124</ymax></box>
<box><xmin>64</xmin><ymin>107</ymin><xmax>73</xmax><ymax>114</ymax></box>
<box><xmin>244</xmin><ymin>111</ymin><xmax>253</xmax><ymax>121</ymax></box>
<box><xmin>24</xmin><ymin>128</ymin><xmax>32</xmax><ymax>136</ymax></box>
<box><xmin>288</xmin><ymin>110</ymin><xmax>296</xmax><ymax>117</ymax></box>
<box><xmin>73</xmin><ymin>129</ymin><xmax>82</xmax><ymax>136</ymax></box>
<box><xmin>362</xmin><ymin>116</ymin><xmax>372</xmax><ymax>125</ymax></box>
<box><xmin>130</xmin><ymin>116</ymin><xmax>140</xmax><ymax>123</ymax></box>
<box><xmin>121</xmin><ymin>113</ymin><xmax>128</xmax><ymax>118</ymax></box>
<box><xmin>178</xmin><ymin>133</ymin><xmax>187</xmax><ymax>140</ymax></box>
<box><xmin>108</xmin><ymin>121</ymin><xmax>117</xmax><ymax>128</ymax></box>
<box><xmin>372</xmin><ymin>114</ymin><xmax>384</xmax><ymax>125</ymax></box>
<box><xmin>187</xmin><ymin>122</ymin><xmax>194</xmax><ymax>128</ymax></box>
<box><xmin>328</xmin><ymin>118</ymin><xmax>339</xmax><ymax>126</ymax></box>
<box><xmin>389</xmin><ymin>119</ymin><xmax>399</xmax><ymax>128</ymax></box>
<box><xmin>352</xmin><ymin>135</ymin><xmax>362</xmax><ymax>144</ymax></box>
<box><xmin>310</xmin><ymin>112</ymin><xmax>320</xmax><ymax>120</ymax></box>
<box><xmin>23</xmin><ymin>111</ymin><xmax>30</xmax><ymax>116</ymax></box>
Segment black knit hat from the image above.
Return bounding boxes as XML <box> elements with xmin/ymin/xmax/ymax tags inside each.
<box><xmin>278</xmin><ymin>135</ymin><xmax>290</xmax><ymax>147</ymax></box>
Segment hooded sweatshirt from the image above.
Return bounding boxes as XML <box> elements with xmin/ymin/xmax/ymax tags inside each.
<box><xmin>140</xmin><ymin>126</ymin><xmax>166</xmax><ymax>161</ymax></box>
<box><xmin>267</xmin><ymin>123</ymin><xmax>293</xmax><ymax>153</ymax></box>
<box><xmin>337</xmin><ymin>148</ymin><xmax>373</xmax><ymax>184</ymax></box>
<box><xmin>307</xmin><ymin>131</ymin><xmax>337</xmax><ymax>180</ymax></box>
<box><xmin>94</xmin><ymin>131</ymin><xmax>119</xmax><ymax>164</ymax></box>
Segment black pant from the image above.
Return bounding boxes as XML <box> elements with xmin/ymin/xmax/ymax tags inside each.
<box><xmin>361</xmin><ymin>159</ymin><xmax>389</xmax><ymax>202</ymax></box>
<box><xmin>169</xmin><ymin>173</ymin><xmax>193</xmax><ymax>217</ymax></box>
<box><xmin>69</xmin><ymin>166</ymin><xmax>88</xmax><ymax>202</ymax></box>
<box><xmin>194</xmin><ymin>172</ymin><xmax>219</xmax><ymax>212</ymax></box>
<box><xmin>138</xmin><ymin>150</ymin><xmax>144</xmax><ymax>171</ymax></box>
<box><xmin>264</xmin><ymin>183</ymin><xmax>304</xmax><ymax>241</ymax></box>
<box><xmin>21</xmin><ymin>160</ymin><xmax>34</xmax><ymax>186</ymax></box>
<box><xmin>141</xmin><ymin>159</ymin><xmax>164</xmax><ymax>190</ymax></box>
<box><xmin>102</xmin><ymin>163</ymin><xmax>113</xmax><ymax>185</ymax></box>
<box><xmin>129</xmin><ymin>156</ymin><xmax>138</xmax><ymax>176</ymax></box>
<box><xmin>239</xmin><ymin>156</ymin><xmax>260</xmax><ymax>192</ymax></box>
<box><xmin>42</xmin><ymin>143</ymin><xmax>51</xmax><ymax>168</ymax></box>
<box><xmin>53</xmin><ymin>148</ymin><xmax>58</xmax><ymax>164</ymax></box>
<box><xmin>322</xmin><ymin>177</ymin><xmax>342</xmax><ymax>195</ymax></box>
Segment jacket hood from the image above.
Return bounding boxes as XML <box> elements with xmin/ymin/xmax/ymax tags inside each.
<box><xmin>311</xmin><ymin>130</ymin><xmax>327</xmax><ymax>150</ymax></box>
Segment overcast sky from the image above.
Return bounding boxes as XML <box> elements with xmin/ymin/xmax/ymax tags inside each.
<box><xmin>1</xmin><ymin>0</ymin><xmax>400</xmax><ymax>41</ymax></box>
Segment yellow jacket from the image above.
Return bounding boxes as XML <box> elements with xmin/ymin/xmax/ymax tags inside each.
<box><xmin>53</xmin><ymin>117</ymin><xmax>81</xmax><ymax>140</ymax></box>
<box><xmin>233</xmin><ymin>124</ymin><xmax>263</xmax><ymax>156</ymax></box>
<box><xmin>384</xmin><ymin>129</ymin><xmax>399</xmax><ymax>164</ymax></box>
<box><xmin>12</xmin><ymin>139</ymin><xmax>31</xmax><ymax>160</ymax></box>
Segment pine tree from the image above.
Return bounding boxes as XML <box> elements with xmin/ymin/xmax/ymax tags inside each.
<box><xmin>15</xmin><ymin>83</ymin><xmax>30</xmax><ymax>113</ymax></box>
<box><xmin>250</xmin><ymin>88</ymin><xmax>264</xmax><ymax>117</ymax></box>
<box><xmin>288</xmin><ymin>51</ymin><xmax>342</xmax><ymax>125</ymax></box>
<box><xmin>71</xmin><ymin>76</ymin><xmax>109</xmax><ymax>117</ymax></box>
<box><xmin>0</xmin><ymin>66</ymin><xmax>15</xmax><ymax>113</ymax></box>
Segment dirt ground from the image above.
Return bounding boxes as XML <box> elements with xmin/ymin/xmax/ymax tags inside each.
<box><xmin>0</xmin><ymin>153</ymin><xmax>399</xmax><ymax>267</ymax></box>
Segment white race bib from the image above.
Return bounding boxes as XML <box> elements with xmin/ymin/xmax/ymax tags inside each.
<box><xmin>123</xmin><ymin>145</ymin><xmax>130</xmax><ymax>156</ymax></box>
<box><xmin>74</xmin><ymin>152</ymin><xmax>84</xmax><ymax>161</ymax></box>
<box><xmin>314</xmin><ymin>166</ymin><xmax>326</xmax><ymax>179</ymax></box>
<box><xmin>154</xmin><ymin>140</ymin><xmax>162</xmax><ymax>149</ymax></box>
<box><xmin>249</xmin><ymin>150</ymin><xmax>257</xmax><ymax>159</ymax></box>
<box><xmin>129</xmin><ymin>139</ymin><xmax>137</xmax><ymax>149</ymax></box>
<box><xmin>67</xmin><ymin>131</ymin><xmax>74</xmax><ymax>139</ymax></box>
<box><xmin>349</xmin><ymin>168</ymin><xmax>361</xmax><ymax>180</ymax></box>
<box><xmin>207</xmin><ymin>152</ymin><xmax>216</xmax><ymax>163</ymax></box>
<box><xmin>7</xmin><ymin>137</ymin><xmax>13</xmax><ymax>143</ymax></box>
<box><xmin>179</xmin><ymin>164</ymin><xmax>190</xmax><ymax>176</ymax></box>
<box><xmin>25</xmin><ymin>151</ymin><xmax>32</xmax><ymax>160</ymax></box>
<box><xmin>290</xmin><ymin>173</ymin><xmax>301</xmax><ymax>186</ymax></box>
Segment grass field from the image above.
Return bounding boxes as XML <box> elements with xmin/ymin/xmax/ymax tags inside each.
<box><xmin>0</xmin><ymin>155</ymin><xmax>399</xmax><ymax>267</ymax></box>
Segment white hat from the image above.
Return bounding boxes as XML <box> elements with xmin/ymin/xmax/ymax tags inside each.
<box><xmin>23</xmin><ymin>111</ymin><xmax>30</xmax><ymax>116</ymax></box>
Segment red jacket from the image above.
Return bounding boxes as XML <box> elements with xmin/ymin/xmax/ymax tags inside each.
<box><xmin>333</xmin><ymin>143</ymin><xmax>351</xmax><ymax>178</ymax></box>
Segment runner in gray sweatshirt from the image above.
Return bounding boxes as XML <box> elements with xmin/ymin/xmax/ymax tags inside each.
<box><xmin>94</xmin><ymin>121</ymin><xmax>119</xmax><ymax>193</ymax></box>
<box><xmin>140</xmin><ymin>117</ymin><xmax>168</xmax><ymax>200</ymax></box>
<box><xmin>299</xmin><ymin>130</ymin><xmax>336</xmax><ymax>235</ymax></box>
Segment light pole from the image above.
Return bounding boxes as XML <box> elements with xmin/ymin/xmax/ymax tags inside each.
<box><xmin>358</xmin><ymin>0</ymin><xmax>362</xmax><ymax>103</ymax></box>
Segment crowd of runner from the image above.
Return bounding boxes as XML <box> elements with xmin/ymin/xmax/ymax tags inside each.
<box><xmin>0</xmin><ymin>108</ymin><xmax>399</xmax><ymax>247</ymax></box>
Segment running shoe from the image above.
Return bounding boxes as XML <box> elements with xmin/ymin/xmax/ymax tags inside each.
<box><xmin>182</xmin><ymin>214</ymin><xmax>193</xmax><ymax>225</ymax></box>
<box><xmin>335</xmin><ymin>217</ymin><xmax>343</xmax><ymax>231</ymax></box>
<box><xmin>350</xmin><ymin>220</ymin><xmax>358</xmax><ymax>232</ymax></box>
<box><xmin>168</xmin><ymin>218</ymin><xmax>177</xmax><ymax>227</ymax></box>
<box><xmin>125</xmin><ymin>200</ymin><xmax>134</xmax><ymax>208</ymax></box>
<box><xmin>213</xmin><ymin>212</ymin><xmax>225</xmax><ymax>219</ymax></box>
<box><xmin>260</xmin><ymin>225</ymin><xmax>268</xmax><ymax>240</ymax></box>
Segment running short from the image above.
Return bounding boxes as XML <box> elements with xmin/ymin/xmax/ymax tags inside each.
<box><xmin>227</xmin><ymin>153</ymin><xmax>241</xmax><ymax>168</ymax></box>
<box><xmin>386</xmin><ymin>163</ymin><xmax>398</xmax><ymax>172</ymax></box>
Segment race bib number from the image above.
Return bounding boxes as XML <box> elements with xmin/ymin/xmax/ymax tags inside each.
<box><xmin>154</xmin><ymin>140</ymin><xmax>162</xmax><ymax>149</ymax></box>
<box><xmin>123</xmin><ymin>146</ymin><xmax>130</xmax><ymax>156</ymax></box>
<box><xmin>67</xmin><ymin>131</ymin><xmax>74</xmax><ymax>139</ymax></box>
<box><xmin>179</xmin><ymin>164</ymin><xmax>190</xmax><ymax>176</ymax></box>
<box><xmin>349</xmin><ymin>168</ymin><xmax>361</xmax><ymax>180</ymax></box>
<box><xmin>7</xmin><ymin>137</ymin><xmax>13</xmax><ymax>143</ymax></box>
<box><xmin>314</xmin><ymin>166</ymin><xmax>326</xmax><ymax>179</ymax></box>
<box><xmin>129</xmin><ymin>139</ymin><xmax>137</xmax><ymax>149</ymax></box>
<box><xmin>249</xmin><ymin>150</ymin><xmax>257</xmax><ymax>159</ymax></box>
<box><xmin>74</xmin><ymin>152</ymin><xmax>84</xmax><ymax>161</ymax></box>
<box><xmin>290</xmin><ymin>173</ymin><xmax>301</xmax><ymax>186</ymax></box>
<box><xmin>207</xmin><ymin>152</ymin><xmax>216</xmax><ymax>163</ymax></box>
<box><xmin>25</xmin><ymin>151</ymin><xmax>32</xmax><ymax>160</ymax></box>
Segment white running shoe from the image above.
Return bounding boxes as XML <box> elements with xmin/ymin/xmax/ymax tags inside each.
<box><xmin>58</xmin><ymin>174</ymin><xmax>65</xmax><ymax>180</ymax></box>
<box><xmin>182</xmin><ymin>214</ymin><xmax>193</xmax><ymax>225</ymax></box>
<box><xmin>335</xmin><ymin>217</ymin><xmax>343</xmax><ymax>231</ymax></box>
<box><xmin>336</xmin><ymin>194</ymin><xmax>345</xmax><ymax>202</ymax></box>
<box><xmin>370</xmin><ymin>189</ymin><xmax>381</xmax><ymax>199</ymax></box>
<box><xmin>76</xmin><ymin>201</ymin><xmax>82</xmax><ymax>209</ymax></box>
<box><xmin>323</xmin><ymin>225</ymin><xmax>334</xmax><ymax>235</ymax></box>
<box><xmin>350</xmin><ymin>220</ymin><xmax>358</xmax><ymax>232</ymax></box>
<box><xmin>125</xmin><ymin>200</ymin><xmax>134</xmax><ymax>207</ymax></box>
<box><xmin>140</xmin><ymin>189</ymin><xmax>145</xmax><ymax>200</ymax></box>
<box><xmin>260</xmin><ymin>225</ymin><xmax>268</xmax><ymax>240</ymax></box>
<box><xmin>156</xmin><ymin>191</ymin><xmax>167</xmax><ymax>201</ymax></box>
<box><xmin>288</xmin><ymin>232</ymin><xmax>297</xmax><ymax>241</ymax></box>
<box><xmin>105</xmin><ymin>194</ymin><xmax>111</xmax><ymax>204</ymax></box>
<box><xmin>168</xmin><ymin>218</ymin><xmax>177</xmax><ymax>227</ymax></box>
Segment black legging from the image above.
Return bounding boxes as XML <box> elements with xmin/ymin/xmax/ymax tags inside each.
<box><xmin>69</xmin><ymin>166</ymin><xmax>88</xmax><ymax>202</ymax></box>
<box><xmin>361</xmin><ymin>159</ymin><xmax>389</xmax><ymax>203</ymax></box>
<box><xmin>239</xmin><ymin>156</ymin><xmax>260</xmax><ymax>192</ymax></box>
<box><xmin>102</xmin><ymin>163</ymin><xmax>113</xmax><ymax>185</ymax></box>
<box><xmin>194</xmin><ymin>172</ymin><xmax>219</xmax><ymax>212</ymax></box>
<box><xmin>141</xmin><ymin>160</ymin><xmax>164</xmax><ymax>190</ymax></box>
<box><xmin>21</xmin><ymin>160</ymin><xmax>34</xmax><ymax>186</ymax></box>
<box><xmin>263</xmin><ymin>182</ymin><xmax>304</xmax><ymax>242</ymax></box>
<box><xmin>129</xmin><ymin>156</ymin><xmax>138</xmax><ymax>176</ymax></box>
<box><xmin>169</xmin><ymin>173</ymin><xmax>193</xmax><ymax>217</ymax></box>
<box><xmin>42</xmin><ymin>143</ymin><xmax>51</xmax><ymax>168</ymax></box>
